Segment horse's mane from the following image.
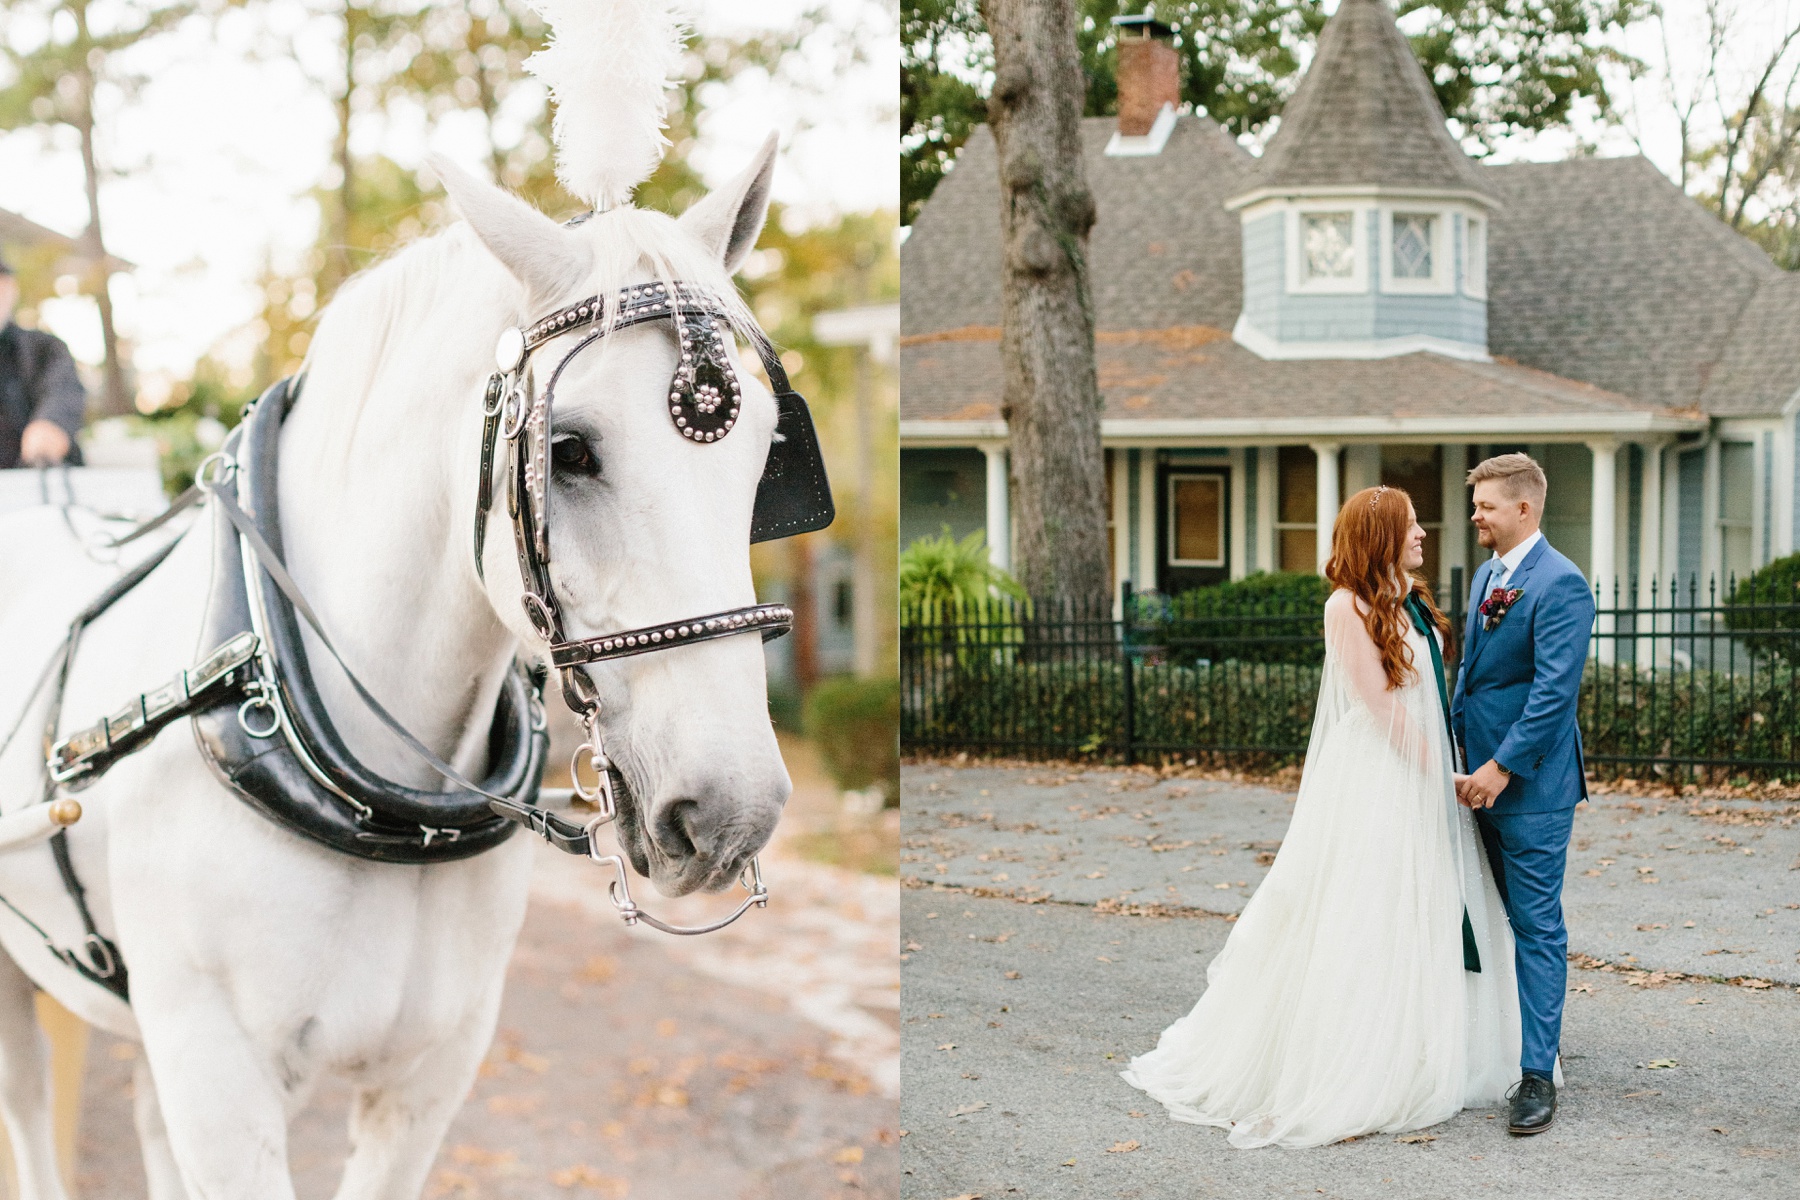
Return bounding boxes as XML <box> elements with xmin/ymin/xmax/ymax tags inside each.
<box><xmin>300</xmin><ymin>203</ymin><xmax>759</xmax><ymax>433</ymax></box>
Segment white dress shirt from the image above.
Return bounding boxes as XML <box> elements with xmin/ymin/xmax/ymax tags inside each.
<box><xmin>1488</xmin><ymin>529</ymin><xmax>1542</xmax><ymax>591</ymax></box>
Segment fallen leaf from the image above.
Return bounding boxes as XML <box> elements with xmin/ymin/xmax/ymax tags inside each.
<box><xmin>1636</xmin><ymin>923</ymin><xmax>1668</xmax><ymax>931</ymax></box>
<box><xmin>937</xmin><ymin>1043</ymin><xmax>956</xmax><ymax>1051</ymax></box>
<box><xmin>833</xmin><ymin>1146</ymin><xmax>864</xmax><ymax>1164</ymax></box>
<box><xmin>1623</xmin><ymin>1090</ymin><xmax>1661</xmax><ymax>1098</ymax></box>
<box><xmin>1711</xmin><ymin>1127</ymin><xmax>1729</xmax><ymax>1135</ymax></box>
<box><xmin>1128</xmin><ymin>1110</ymin><xmax>1146</xmax><ymax>1117</ymax></box>
<box><xmin>1583</xmin><ymin>869</ymin><xmax>1603</xmax><ymax>877</ymax></box>
<box><xmin>1396</xmin><ymin>1133</ymin><xmax>1436</xmax><ymax>1144</ymax></box>
<box><xmin>942</xmin><ymin>1194</ymin><xmax>982</xmax><ymax>1200</ymax></box>
<box><xmin>1060</xmin><ymin>1159</ymin><xmax>1076</xmax><ymax>1167</ymax></box>
<box><xmin>1686</xmin><ymin>997</ymin><xmax>1708</xmax><ymax>1005</ymax></box>
<box><xmin>1107</xmin><ymin>1140</ymin><xmax>1140</xmax><ymax>1153</ymax></box>
<box><xmin>1085</xmin><ymin>872</ymin><xmax>1105</xmax><ymax>879</ymax></box>
<box><xmin>1642</xmin><ymin>1059</ymin><xmax>1680</xmax><ymax>1069</ymax></box>
<box><xmin>1004</xmin><ymin>970</ymin><xmax>1021</xmax><ymax>980</ymax></box>
<box><xmin>1096</xmin><ymin>956</ymin><xmax>1112</xmax><ymax>963</ymax></box>
<box><xmin>1739</xmin><ymin>978</ymin><xmax>1774</xmax><ymax>989</ymax></box>
<box><xmin>949</xmin><ymin>1101</ymin><xmax>988</xmax><ymax>1118</ymax></box>
<box><xmin>549</xmin><ymin>1164</ymin><xmax>628</xmax><ymax>1195</ymax></box>
<box><xmin>1570</xmin><ymin>983</ymin><xmax>1594</xmax><ymax>994</ymax></box>
<box><xmin>1684</xmin><ymin>921</ymin><xmax>1697</xmax><ymax>927</ymax></box>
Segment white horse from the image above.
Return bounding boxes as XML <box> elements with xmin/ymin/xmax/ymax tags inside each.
<box><xmin>0</xmin><ymin>135</ymin><xmax>791</xmax><ymax>1197</ymax></box>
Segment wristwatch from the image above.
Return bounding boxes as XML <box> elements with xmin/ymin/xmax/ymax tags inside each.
<box><xmin>1494</xmin><ymin>761</ymin><xmax>1512</xmax><ymax>776</ymax></box>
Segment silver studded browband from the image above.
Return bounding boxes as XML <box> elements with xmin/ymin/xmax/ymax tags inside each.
<box><xmin>548</xmin><ymin>602</ymin><xmax>792</xmax><ymax>670</ymax></box>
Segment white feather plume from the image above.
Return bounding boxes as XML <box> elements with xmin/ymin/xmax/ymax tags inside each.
<box><xmin>525</xmin><ymin>0</ymin><xmax>689</xmax><ymax>210</ymax></box>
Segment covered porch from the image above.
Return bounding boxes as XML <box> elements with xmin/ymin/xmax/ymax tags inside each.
<box><xmin>898</xmin><ymin>409</ymin><xmax>1784</xmax><ymax>612</ymax></box>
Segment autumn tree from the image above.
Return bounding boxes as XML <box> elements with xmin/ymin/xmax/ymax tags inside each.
<box><xmin>0</xmin><ymin>0</ymin><xmax>206</xmax><ymax>415</ymax></box>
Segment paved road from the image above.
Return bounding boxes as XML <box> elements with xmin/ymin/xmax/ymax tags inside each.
<box><xmin>900</xmin><ymin>763</ymin><xmax>1800</xmax><ymax>1199</ymax></box>
<box><xmin>904</xmin><ymin>764</ymin><xmax>1800</xmax><ymax>985</ymax></box>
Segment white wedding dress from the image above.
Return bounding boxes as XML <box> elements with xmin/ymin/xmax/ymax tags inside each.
<box><xmin>1121</xmin><ymin>589</ymin><xmax>1531</xmax><ymax>1148</ymax></box>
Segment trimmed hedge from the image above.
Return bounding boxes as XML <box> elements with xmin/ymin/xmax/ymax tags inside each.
<box><xmin>906</xmin><ymin>652</ymin><xmax>1800</xmax><ymax>776</ymax></box>
<box><xmin>904</xmin><ymin>654</ymin><xmax>1321</xmax><ymax>759</ymax></box>
<box><xmin>1579</xmin><ymin>659</ymin><xmax>1800</xmax><ymax>769</ymax></box>
<box><xmin>1723</xmin><ymin>552</ymin><xmax>1800</xmax><ymax>665</ymax></box>
<box><xmin>1141</xmin><ymin>573</ymin><xmax>1330</xmax><ymax>667</ymax></box>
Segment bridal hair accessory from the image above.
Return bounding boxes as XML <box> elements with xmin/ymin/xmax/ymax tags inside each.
<box><xmin>1368</xmin><ymin>485</ymin><xmax>1387</xmax><ymax>512</ymax></box>
<box><xmin>1479</xmin><ymin>586</ymin><xmax>1525</xmax><ymax>632</ymax></box>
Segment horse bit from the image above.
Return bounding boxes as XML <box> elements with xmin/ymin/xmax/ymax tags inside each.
<box><xmin>476</xmin><ymin>279</ymin><xmax>798</xmax><ymax>935</ymax></box>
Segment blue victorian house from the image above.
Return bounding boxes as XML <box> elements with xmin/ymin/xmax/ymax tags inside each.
<box><xmin>900</xmin><ymin>0</ymin><xmax>1799</xmax><ymax>610</ymax></box>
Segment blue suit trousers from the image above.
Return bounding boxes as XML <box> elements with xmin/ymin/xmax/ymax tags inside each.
<box><xmin>1473</xmin><ymin>805</ymin><xmax>1575</xmax><ymax>1077</ymax></box>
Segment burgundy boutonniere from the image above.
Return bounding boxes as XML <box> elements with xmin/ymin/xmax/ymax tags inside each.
<box><xmin>1479</xmin><ymin>586</ymin><xmax>1524</xmax><ymax>632</ymax></box>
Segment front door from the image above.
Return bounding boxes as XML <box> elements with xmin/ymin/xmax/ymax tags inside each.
<box><xmin>1157</xmin><ymin>464</ymin><xmax>1229</xmax><ymax>594</ymax></box>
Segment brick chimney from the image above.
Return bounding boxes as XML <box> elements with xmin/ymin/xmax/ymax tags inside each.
<box><xmin>1114</xmin><ymin>16</ymin><xmax>1179</xmax><ymax>137</ymax></box>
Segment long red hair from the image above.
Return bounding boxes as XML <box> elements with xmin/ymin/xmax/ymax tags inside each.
<box><xmin>1323</xmin><ymin>485</ymin><xmax>1450</xmax><ymax>690</ymax></box>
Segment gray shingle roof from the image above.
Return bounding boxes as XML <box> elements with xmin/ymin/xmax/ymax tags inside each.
<box><xmin>901</xmin><ymin>116</ymin><xmax>1253</xmax><ymax>338</ymax></box>
<box><xmin>901</xmin><ymin>121</ymin><xmax>1800</xmax><ymax>422</ymax></box>
<box><xmin>1483</xmin><ymin>157</ymin><xmax>1782</xmax><ymax>413</ymax></box>
<box><xmin>1248</xmin><ymin>0</ymin><xmax>1491</xmax><ymax>200</ymax></box>
<box><xmin>1695</xmin><ymin>274</ymin><xmax>1800</xmax><ymax>416</ymax></box>
<box><xmin>902</xmin><ymin>329</ymin><xmax>1661</xmax><ymax>423</ymax></box>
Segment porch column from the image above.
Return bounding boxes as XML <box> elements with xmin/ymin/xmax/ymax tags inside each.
<box><xmin>1636</xmin><ymin>441</ymin><xmax>1666</xmax><ymax>668</ymax></box>
<box><xmin>1637</xmin><ymin>441</ymin><xmax>1664</xmax><ymax>603</ymax></box>
<box><xmin>1588</xmin><ymin>438</ymin><xmax>1618</xmax><ymax>664</ymax></box>
<box><xmin>982</xmin><ymin>444</ymin><xmax>1010</xmax><ymax>571</ymax></box>
<box><xmin>1311</xmin><ymin>442</ymin><xmax>1341</xmax><ymax>571</ymax></box>
<box><xmin>1440</xmin><ymin>444</ymin><xmax>1468</xmax><ymax>595</ymax></box>
<box><xmin>1111</xmin><ymin>449</ymin><xmax>1131</xmax><ymax>612</ymax></box>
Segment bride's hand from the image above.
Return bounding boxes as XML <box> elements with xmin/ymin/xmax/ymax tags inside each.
<box><xmin>1452</xmin><ymin>773</ymin><xmax>1473</xmax><ymax>807</ymax></box>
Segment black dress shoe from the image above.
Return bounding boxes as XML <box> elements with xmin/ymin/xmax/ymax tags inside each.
<box><xmin>1506</xmin><ymin>1074</ymin><xmax>1556</xmax><ymax>1135</ymax></box>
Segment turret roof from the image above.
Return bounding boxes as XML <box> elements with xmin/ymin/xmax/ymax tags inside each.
<box><xmin>1248</xmin><ymin>0</ymin><xmax>1492</xmax><ymax>201</ymax></box>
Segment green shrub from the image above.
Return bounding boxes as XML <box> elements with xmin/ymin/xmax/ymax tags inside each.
<box><xmin>903</xmin><ymin>652</ymin><xmax>1800</xmax><ymax>780</ymax></box>
<box><xmin>805</xmin><ymin>675</ymin><xmax>900</xmax><ymax>803</ymax></box>
<box><xmin>1579</xmin><ymin>659</ymin><xmax>1800</xmax><ymax>772</ymax></box>
<box><xmin>900</xmin><ymin>526</ymin><xmax>1026</xmax><ymax>613</ymax></box>
<box><xmin>1723</xmin><ymin>552</ymin><xmax>1800</xmax><ymax>665</ymax></box>
<box><xmin>1140</xmin><ymin>572</ymin><xmax>1330</xmax><ymax>667</ymax></box>
<box><xmin>903</xmin><ymin>655</ymin><xmax>1322</xmax><ymax>761</ymax></box>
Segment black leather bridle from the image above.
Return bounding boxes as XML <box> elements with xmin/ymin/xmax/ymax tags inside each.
<box><xmin>477</xmin><ymin>280</ymin><xmax>833</xmax><ymax>931</ymax></box>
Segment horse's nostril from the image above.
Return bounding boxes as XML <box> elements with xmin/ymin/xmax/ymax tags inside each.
<box><xmin>654</xmin><ymin>798</ymin><xmax>701</xmax><ymax>860</ymax></box>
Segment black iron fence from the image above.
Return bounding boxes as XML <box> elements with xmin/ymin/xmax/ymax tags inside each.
<box><xmin>900</xmin><ymin>569</ymin><xmax>1800</xmax><ymax>781</ymax></box>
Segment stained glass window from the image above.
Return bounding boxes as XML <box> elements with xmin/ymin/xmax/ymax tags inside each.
<box><xmin>1301</xmin><ymin>213</ymin><xmax>1355</xmax><ymax>280</ymax></box>
<box><xmin>1392</xmin><ymin>213</ymin><xmax>1434</xmax><ymax>279</ymax></box>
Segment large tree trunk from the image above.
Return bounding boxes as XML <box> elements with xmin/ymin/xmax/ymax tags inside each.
<box><xmin>980</xmin><ymin>0</ymin><xmax>1109</xmax><ymax>609</ymax></box>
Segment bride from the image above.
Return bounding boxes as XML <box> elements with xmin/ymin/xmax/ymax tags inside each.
<box><xmin>1121</xmin><ymin>485</ymin><xmax>1533</xmax><ymax>1148</ymax></box>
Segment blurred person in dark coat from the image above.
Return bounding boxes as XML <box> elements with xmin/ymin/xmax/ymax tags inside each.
<box><xmin>0</xmin><ymin>250</ymin><xmax>87</xmax><ymax>468</ymax></box>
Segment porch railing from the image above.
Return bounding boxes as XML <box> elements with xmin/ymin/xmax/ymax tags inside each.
<box><xmin>900</xmin><ymin>568</ymin><xmax>1800</xmax><ymax>781</ymax></box>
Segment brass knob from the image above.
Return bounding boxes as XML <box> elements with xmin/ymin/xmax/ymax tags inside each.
<box><xmin>47</xmin><ymin>799</ymin><xmax>82</xmax><ymax>827</ymax></box>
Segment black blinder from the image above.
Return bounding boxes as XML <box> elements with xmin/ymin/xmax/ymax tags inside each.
<box><xmin>751</xmin><ymin>389</ymin><xmax>835</xmax><ymax>543</ymax></box>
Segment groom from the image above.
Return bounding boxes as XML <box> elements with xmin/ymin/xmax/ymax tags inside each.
<box><xmin>1449</xmin><ymin>453</ymin><xmax>1595</xmax><ymax>1136</ymax></box>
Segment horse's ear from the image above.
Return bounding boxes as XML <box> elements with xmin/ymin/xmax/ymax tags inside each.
<box><xmin>428</xmin><ymin>154</ymin><xmax>592</xmax><ymax>301</ymax></box>
<box><xmin>677</xmin><ymin>132</ymin><xmax>777</xmax><ymax>275</ymax></box>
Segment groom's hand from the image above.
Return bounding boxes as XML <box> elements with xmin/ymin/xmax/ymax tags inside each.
<box><xmin>1462</xmin><ymin>759</ymin><xmax>1511</xmax><ymax>809</ymax></box>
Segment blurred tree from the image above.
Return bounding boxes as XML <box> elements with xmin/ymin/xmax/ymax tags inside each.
<box><xmin>0</xmin><ymin>0</ymin><xmax>212</xmax><ymax>415</ymax></box>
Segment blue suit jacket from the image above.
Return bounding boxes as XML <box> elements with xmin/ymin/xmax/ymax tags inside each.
<box><xmin>1449</xmin><ymin>537</ymin><xmax>1595</xmax><ymax>815</ymax></box>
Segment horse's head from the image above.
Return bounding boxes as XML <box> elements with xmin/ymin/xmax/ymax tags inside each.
<box><xmin>438</xmin><ymin>139</ymin><xmax>792</xmax><ymax>897</ymax></box>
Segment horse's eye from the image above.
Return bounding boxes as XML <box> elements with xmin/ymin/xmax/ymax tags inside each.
<box><xmin>551</xmin><ymin>435</ymin><xmax>600</xmax><ymax>477</ymax></box>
